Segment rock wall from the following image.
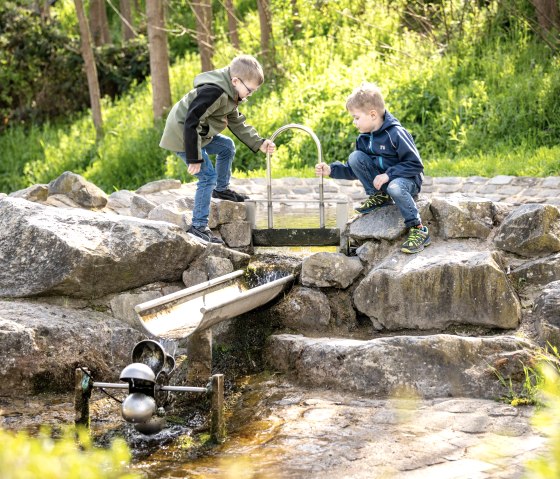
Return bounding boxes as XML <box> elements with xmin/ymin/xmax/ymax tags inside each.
<box><xmin>2</xmin><ymin>171</ymin><xmax>560</xmax><ymax>399</ymax></box>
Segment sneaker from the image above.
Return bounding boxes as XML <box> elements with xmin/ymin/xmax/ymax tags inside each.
<box><xmin>355</xmin><ymin>193</ymin><xmax>391</xmax><ymax>213</ymax></box>
<box><xmin>401</xmin><ymin>226</ymin><xmax>431</xmax><ymax>254</ymax></box>
<box><xmin>188</xmin><ymin>225</ymin><xmax>225</xmax><ymax>244</ymax></box>
<box><xmin>212</xmin><ymin>188</ymin><xmax>249</xmax><ymax>202</ymax></box>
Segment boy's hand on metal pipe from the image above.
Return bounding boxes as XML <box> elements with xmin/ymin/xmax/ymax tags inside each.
<box><xmin>260</xmin><ymin>139</ymin><xmax>276</xmax><ymax>154</ymax></box>
<box><xmin>315</xmin><ymin>162</ymin><xmax>331</xmax><ymax>177</ymax></box>
<box><xmin>188</xmin><ymin>163</ymin><xmax>202</xmax><ymax>175</ymax></box>
<box><xmin>373</xmin><ymin>173</ymin><xmax>389</xmax><ymax>190</ymax></box>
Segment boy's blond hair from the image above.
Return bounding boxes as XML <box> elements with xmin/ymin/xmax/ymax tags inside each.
<box><xmin>346</xmin><ymin>82</ymin><xmax>386</xmax><ymax>113</ymax></box>
<box><xmin>230</xmin><ymin>55</ymin><xmax>264</xmax><ymax>85</ymax></box>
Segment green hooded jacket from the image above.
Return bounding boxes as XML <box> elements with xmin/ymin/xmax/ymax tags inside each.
<box><xmin>159</xmin><ymin>67</ymin><xmax>264</xmax><ymax>163</ymax></box>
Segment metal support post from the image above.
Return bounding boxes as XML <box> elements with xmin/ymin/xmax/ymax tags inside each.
<box><xmin>210</xmin><ymin>373</ymin><xmax>225</xmax><ymax>443</ymax></box>
<box><xmin>74</xmin><ymin>368</ymin><xmax>92</xmax><ymax>428</ymax></box>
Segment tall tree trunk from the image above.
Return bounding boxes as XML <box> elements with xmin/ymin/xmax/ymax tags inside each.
<box><xmin>119</xmin><ymin>0</ymin><xmax>136</xmax><ymax>42</ymax></box>
<box><xmin>225</xmin><ymin>0</ymin><xmax>240</xmax><ymax>50</ymax></box>
<box><xmin>146</xmin><ymin>0</ymin><xmax>172</xmax><ymax>121</ymax></box>
<box><xmin>531</xmin><ymin>0</ymin><xmax>560</xmax><ymax>32</ymax></box>
<box><xmin>192</xmin><ymin>0</ymin><xmax>214</xmax><ymax>72</ymax></box>
<box><xmin>291</xmin><ymin>0</ymin><xmax>302</xmax><ymax>37</ymax></box>
<box><xmin>36</xmin><ymin>0</ymin><xmax>51</xmax><ymax>23</ymax></box>
<box><xmin>257</xmin><ymin>0</ymin><xmax>274</xmax><ymax>67</ymax></box>
<box><xmin>74</xmin><ymin>0</ymin><xmax>103</xmax><ymax>139</ymax></box>
<box><xmin>89</xmin><ymin>0</ymin><xmax>111</xmax><ymax>46</ymax></box>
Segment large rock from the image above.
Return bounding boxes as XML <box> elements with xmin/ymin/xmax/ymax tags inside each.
<box><xmin>181</xmin><ymin>243</ymin><xmax>250</xmax><ymax>287</ymax></box>
<box><xmin>48</xmin><ymin>171</ymin><xmax>108</xmax><ymax>209</ymax></box>
<box><xmin>265</xmin><ymin>333</ymin><xmax>534</xmax><ymax>399</ymax></box>
<box><xmin>135</xmin><ymin>179</ymin><xmax>182</xmax><ymax>195</ymax></box>
<box><xmin>130</xmin><ymin>194</ymin><xmax>157</xmax><ymax>218</ymax></box>
<box><xmin>0</xmin><ymin>300</ymin><xmax>145</xmax><ymax>394</ymax></box>
<box><xmin>494</xmin><ymin>204</ymin><xmax>560</xmax><ymax>257</ymax></box>
<box><xmin>208</xmin><ymin>200</ymin><xmax>246</xmax><ymax>227</ymax></box>
<box><xmin>534</xmin><ymin>281</ymin><xmax>560</xmax><ymax>348</ymax></box>
<box><xmin>105</xmin><ymin>190</ymin><xmax>136</xmax><ymax>215</ymax></box>
<box><xmin>346</xmin><ymin>198</ymin><xmax>432</xmax><ymax>242</ymax></box>
<box><xmin>430</xmin><ymin>195</ymin><xmax>494</xmax><ymax>240</ymax></box>
<box><xmin>301</xmin><ymin>252</ymin><xmax>363</xmax><ymax>288</ymax></box>
<box><xmin>509</xmin><ymin>253</ymin><xmax>560</xmax><ymax>289</ymax></box>
<box><xmin>9</xmin><ymin>184</ymin><xmax>49</xmax><ymax>202</ymax></box>
<box><xmin>148</xmin><ymin>197</ymin><xmax>194</xmax><ymax>230</ymax></box>
<box><xmin>353</xmin><ymin>244</ymin><xmax>521</xmax><ymax>331</ymax></box>
<box><xmin>269</xmin><ymin>286</ymin><xmax>331</xmax><ymax>331</ymax></box>
<box><xmin>0</xmin><ymin>198</ymin><xmax>204</xmax><ymax>298</ymax></box>
<box><xmin>219</xmin><ymin>221</ymin><xmax>252</xmax><ymax>248</ymax></box>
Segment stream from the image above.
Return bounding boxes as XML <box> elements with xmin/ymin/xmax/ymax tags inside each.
<box><xmin>0</xmin><ymin>372</ymin><xmax>544</xmax><ymax>479</ymax></box>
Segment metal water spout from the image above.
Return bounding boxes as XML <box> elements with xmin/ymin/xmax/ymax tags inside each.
<box><xmin>266</xmin><ymin>124</ymin><xmax>325</xmax><ymax>228</ymax></box>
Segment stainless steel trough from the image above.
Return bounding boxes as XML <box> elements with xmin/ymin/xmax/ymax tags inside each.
<box><xmin>134</xmin><ymin>270</ymin><xmax>295</xmax><ymax>340</ymax></box>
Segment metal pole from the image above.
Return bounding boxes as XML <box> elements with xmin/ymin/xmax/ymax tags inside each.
<box><xmin>92</xmin><ymin>382</ymin><xmax>207</xmax><ymax>393</ymax></box>
<box><xmin>266</xmin><ymin>124</ymin><xmax>324</xmax><ymax>229</ymax></box>
<box><xmin>74</xmin><ymin>368</ymin><xmax>92</xmax><ymax>428</ymax></box>
<box><xmin>210</xmin><ymin>374</ymin><xmax>226</xmax><ymax>443</ymax></box>
<box><xmin>266</xmin><ymin>148</ymin><xmax>273</xmax><ymax>229</ymax></box>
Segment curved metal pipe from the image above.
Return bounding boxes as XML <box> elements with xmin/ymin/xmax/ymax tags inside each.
<box><xmin>266</xmin><ymin>124</ymin><xmax>324</xmax><ymax>228</ymax></box>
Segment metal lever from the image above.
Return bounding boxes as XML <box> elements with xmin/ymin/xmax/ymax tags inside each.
<box><xmin>266</xmin><ymin>124</ymin><xmax>324</xmax><ymax>229</ymax></box>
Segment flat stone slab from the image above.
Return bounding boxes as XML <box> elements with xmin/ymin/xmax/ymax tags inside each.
<box><xmin>132</xmin><ymin>377</ymin><xmax>544</xmax><ymax>478</ymax></box>
<box><xmin>265</xmin><ymin>333</ymin><xmax>534</xmax><ymax>399</ymax></box>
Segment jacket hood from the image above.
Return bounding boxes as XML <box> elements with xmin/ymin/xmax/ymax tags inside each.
<box><xmin>194</xmin><ymin>67</ymin><xmax>238</xmax><ymax>101</ymax></box>
<box><xmin>375</xmin><ymin>111</ymin><xmax>401</xmax><ymax>134</ymax></box>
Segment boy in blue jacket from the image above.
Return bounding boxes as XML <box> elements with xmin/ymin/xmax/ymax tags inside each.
<box><xmin>315</xmin><ymin>83</ymin><xmax>430</xmax><ymax>253</ymax></box>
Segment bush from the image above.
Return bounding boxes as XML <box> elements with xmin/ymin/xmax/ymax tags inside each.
<box><xmin>0</xmin><ymin>427</ymin><xmax>138</xmax><ymax>479</ymax></box>
<box><xmin>0</xmin><ymin>2</ymin><xmax>150</xmax><ymax>130</ymax></box>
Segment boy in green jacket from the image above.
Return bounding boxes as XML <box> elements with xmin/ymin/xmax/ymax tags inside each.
<box><xmin>160</xmin><ymin>55</ymin><xmax>275</xmax><ymax>244</ymax></box>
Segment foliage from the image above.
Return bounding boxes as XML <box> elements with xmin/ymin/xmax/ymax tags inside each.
<box><xmin>494</xmin><ymin>344</ymin><xmax>560</xmax><ymax>407</ymax></box>
<box><xmin>1</xmin><ymin>0</ymin><xmax>560</xmax><ymax>193</ymax></box>
<box><xmin>0</xmin><ymin>427</ymin><xmax>138</xmax><ymax>479</ymax></box>
<box><xmin>524</xmin><ymin>364</ymin><xmax>560</xmax><ymax>478</ymax></box>
<box><xmin>0</xmin><ymin>1</ymin><xmax>150</xmax><ymax>130</ymax></box>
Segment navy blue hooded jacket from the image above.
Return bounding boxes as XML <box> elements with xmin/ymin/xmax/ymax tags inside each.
<box><xmin>329</xmin><ymin>111</ymin><xmax>424</xmax><ymax>191</ymax></box>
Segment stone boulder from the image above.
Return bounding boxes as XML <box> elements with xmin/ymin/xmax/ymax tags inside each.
<box><xmin>0</xmin><ymin>300</ymin><xmax>145</xmax><ymax>395</ymax></box>
<box><xmin>130</xmin><ymin>194</ymin><xmax>157</xmax><ymax>218</ymax></box>
<box><xmin>353</xmin><ymin>244</ymin><xmax>521</xmax><ymax>331</ymax></box>
<box><xmin>148</xmin><ymin>197</ymin><xmax>194</xmax><ymax>230</ymax></box>
<box><xmin>534</xmin><ymin>281</ymin><xmax>560</xmax><ymax>348</ymax></box>
<box><xmin>265</xmin><ymin>333</ymin><xmax>534</xmax><ymax>399</ymax></box>
<box><xmin>219</xmin><ymin>221</ymin><xmax>252</xmax><ymax>248</ymax></box>
<box><xmin>135</xmin><ymin>179</ymin><xmax>182</xmax><ymax>195</ymax></box>
<box><xmin>105</xmin><ymin>190</ymin><xmax>136</xmax><ymax>216</ymax></box>
<box><xmin>0</xmin><ymin>198</ymin><xmax>204</xmax><ymax>298</ymax></box>
<box><xmin>47</xmin><ymin>171</ymin><xmax>108</xmax><ymax>209</ymax></box>
<box><xmin>430</xmin><ymin>195</ymin><xmax>494</xmax><ymax>240</ymax></box>
<box><xmin>494</xmin><ymin>204</ymin><xmax>560</xmax><ymax>258</ymax></box>
<box><xmin>269</xmin><ymin>286</ymin><xmax>331</xmax><ymax>331</ymax></box>
<box><xmin>301</xmin><ymin>252</ymin><xmax>363</xmax><ymax>288</ymax></box>
<box><xmin>9</xmin><ymin>184</ymin><xmax>49</xmax><ymax>202</ymax></box>
<box><xmin>209</xmin><ymin>200</ymin><xmax>247</xmax><ymax>228</ymax></box>
<box><xmin>181</xmin><ymin>243</ymin><xmax>250</xmax><ymax>287</ymax></box>
<box><xmin>346</xmin><ymin>198</ymin><xmax>432</xmax><ymax>242</ymax></box>
<box><xmin>509</xmin><ymin>253</ymin><xmax>560</xmax><ymax>289</ymax></box>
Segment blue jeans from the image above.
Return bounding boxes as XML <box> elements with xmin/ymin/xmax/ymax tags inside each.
<box><xmin>176</xmin><ymin>134</ymin><xmax>236</xmax><ymax>228</ymax></box>
<box><xmin>348</xmin><ymin>150</ymin><xmax>421</xmax><ymax>228</ymax></box>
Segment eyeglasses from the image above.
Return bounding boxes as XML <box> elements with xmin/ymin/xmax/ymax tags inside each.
<box><xmin>237</xmin><ymin>77</ymin><xmax>255</xmax><ymax>95</ymax></box>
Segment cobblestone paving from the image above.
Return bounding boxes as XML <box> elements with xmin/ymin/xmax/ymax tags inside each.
<box><xmin>214</xmin><ymin>176</ymin><xmax>560</xmax><ymax>206</ymax></box>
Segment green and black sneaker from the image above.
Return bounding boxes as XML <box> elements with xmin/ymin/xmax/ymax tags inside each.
<box><xmin>355</xmin><ymin>193</ymin><xmax>392</xmax><ymax>214</ymax></box>
<box><xmin>401</xmin><ymin>226</ymin><xmax>431</xmax><ymax>254</ymax></box>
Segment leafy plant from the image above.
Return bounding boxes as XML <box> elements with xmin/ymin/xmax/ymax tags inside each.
<box><xmin>0</xmin><ymin>427</ymin><xmax>138</xmax><ymax>479</ymax></box>
<box><xmin>524</xmin><ymin>364</ymin><xmax>560</xmax><ymax>478</ymax></box>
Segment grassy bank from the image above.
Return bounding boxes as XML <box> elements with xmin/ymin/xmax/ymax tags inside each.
<box><xmin>1</xmin><ymin>0</ymin><xmax>559</xmax><ymax>194</ymax></box>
